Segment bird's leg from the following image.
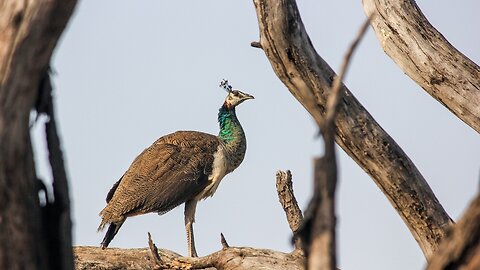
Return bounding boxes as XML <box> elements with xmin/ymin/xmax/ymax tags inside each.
<box><xmin>184</xmin><ymin>200</ymin><xmax>198</xmax><ymax>257</ymax></box>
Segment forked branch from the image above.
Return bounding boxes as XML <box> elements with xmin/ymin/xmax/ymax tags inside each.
<box><xmin>252</xmin><ymin>0</ymin><xmax>452</xmax><ymax>259</ymax></box>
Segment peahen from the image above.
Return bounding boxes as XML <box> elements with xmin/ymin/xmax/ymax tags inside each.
<box><xmin>98</xmin><ymin>80</ymin><xmax>254</xmax><ymax>257</ymax></box>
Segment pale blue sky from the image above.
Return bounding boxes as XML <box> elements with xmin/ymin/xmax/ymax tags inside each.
<box><xmin>32</xmin><ymin>1</ymin><xmax>479</xmax><ymax>269</ymax></box>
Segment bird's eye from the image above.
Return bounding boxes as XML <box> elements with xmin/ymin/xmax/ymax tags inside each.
<box><xmin>233</xmin><ymin>91</ymin><xmax>239</xmax><ymax>97</ymax></box>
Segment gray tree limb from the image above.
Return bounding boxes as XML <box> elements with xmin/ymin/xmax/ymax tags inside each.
<box><xmin>252</xmin><ymin>0</ymin><xmax>452</xmax><ymax>259</ymax></box>
<box><xmin>362</xmin><ymin>0</ymin><xmax>480</xmax><ymax>133</ymax></box>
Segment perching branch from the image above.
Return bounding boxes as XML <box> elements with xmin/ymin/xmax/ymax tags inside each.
<box><xmin>75</xmin><ymin>237</ymin><xmax>305</xmax><ymax>270</ymax></box>
<box><xmin>252</xmin><ymin>0</ymin><xmax>452</xmax><ymax>259</ymax></box>
<box><xmin>362</xmin><ymin>0</ymin><xmax>480</xmax><ymax>133</ymax></box>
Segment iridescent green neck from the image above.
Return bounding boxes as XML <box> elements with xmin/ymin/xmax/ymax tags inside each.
<box><xmin>217</xmin><ymin>104</ymin><xmax>247</xmax><ymax>172</ymax></box>
<box><xmin>218</xmin><ymin>105</ymin><xmax>242</xmax><ymax>144</ymax></box>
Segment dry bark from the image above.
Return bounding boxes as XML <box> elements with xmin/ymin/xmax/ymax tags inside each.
<box><xmin>362</xmin><ymin>0</ymin><xmax>480</xmax><ymax>133</ymax></box>
<box><xmin>74</xmin><ymin>244</ymin><xmax>305</xmax><ymax>270</ymax></box>
<box><xmin>0</xmin><ymin>0</ymin><xmax>77</xmax><ymax>269</ymax></box>
<box><xmin>426</xmin><ymin>194</ymin><xmax>480</xmax><ymax>270</ymax></box>
<box><xmin>252</xmin><ymin>0</ymin><xmax>452</xmax><ymax>259</ymax></box>
<box><xmin>276</xmin><ymin>170</ymin><xmax>304</xmax><ymax>250</ymax></box>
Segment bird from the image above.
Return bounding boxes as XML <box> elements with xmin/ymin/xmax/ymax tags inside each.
<box><xmin>97</xmin><ymin>80</ymin><xmax>254</xmax><ymax>257</ymax></box>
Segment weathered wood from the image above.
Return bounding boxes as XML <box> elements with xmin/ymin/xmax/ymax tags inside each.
<box><xmin>276</xmin><ymin>170</ymin><xmax>304</xmax><ymax>250</ymax></box>
<box><xmin>74</xmin><ymin>245</ymin><xmax>304</xmax><ymax>270</ymax></box>
<box><xmin>362</xmin><ymin>0</ymin><xmax>480</xmax><ymax>133</ymax></box>
<box><xmin>426</xmin><ymin>194</ymin><xmax>480</xmax><ymax>270</ymax></box>
<box><xmin>252</xmin><ymin>0</ymin><xmax>452</xmax><ymax>259</ymax></box>
<box><xmin>0</xmin><ymin>0</ymin><xmax>77</xmax><ymax>269</ymax></box>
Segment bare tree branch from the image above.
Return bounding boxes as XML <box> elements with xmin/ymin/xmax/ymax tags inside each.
<box><xmin>75</xmin><ymin>245</ymin><xmax>305</xmax><ymax>270</ymax></box>
<box><xmin>252</xmin><ymin>0</ymin><xmax>452</xmax><ymax>259</ymax></box>
<box><xmin>276</xmin><ymin>170</ymin><xmax>304</xmax><ymax>250</ymax></box>
<box><xmin>362</xmin><ymin>0</ymin><xmax>480</xmax><ymax>133</ymax></box>
<box><xmin>323</xmin><ymin>17</ymin><xmax>372</xmax><ymax>127</ymax></box>
<box><xmin>427</xmin><ymin>194</ymin><xmax>480</xmax><ymax>270</ymax></box>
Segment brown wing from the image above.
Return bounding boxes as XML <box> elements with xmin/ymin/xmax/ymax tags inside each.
<box><xmin>100</xmin><ymin>131</ymin><xmax>219</xmax><ymax>222</ymax></box>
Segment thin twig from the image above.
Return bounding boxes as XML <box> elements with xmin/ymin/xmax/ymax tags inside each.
<box><xmin>304</xmin><ymin>16</ymin><xmax>373</xmax><ymax>270</ymax></box>
<box><xmin>323</xmin><ymin>15</ymin><xmax>374</xmax><ymax>129</ymax></box>
<box><xmin>220</xmin><ymin>233</ymin><xmax>230</xmax><ymax>249</ymax></box>
<box><xmin>148</xmin><ymin>232</ymin><xmax>162</xmax><ymax>266</ymax></box>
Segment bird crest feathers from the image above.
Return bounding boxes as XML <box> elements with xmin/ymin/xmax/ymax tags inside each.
<box><xmin>220</xmin><ymin>79</ymin><xmax>232</xmax><ymax>93</ymax></box>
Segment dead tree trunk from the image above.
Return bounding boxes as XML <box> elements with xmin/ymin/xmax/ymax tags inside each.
<box><xmin>0</xmin><ymin>1</ymin><xmax>77</xmax><ymax>269</ymax></box>
<box><xmin>251</xmin><ymin>0</ymin><xmax>452</xmax><ymax>259</ymax></box>
<box><xmin>362</xmin><ymin>0</ymin><xmax>480</xmax><ymax>133</ymax></box>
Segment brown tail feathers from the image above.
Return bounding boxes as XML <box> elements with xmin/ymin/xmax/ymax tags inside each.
<box><xmin>100</xmin><ymin>221</ymin><xmax>124</xmax><ymax>249</ymax></box>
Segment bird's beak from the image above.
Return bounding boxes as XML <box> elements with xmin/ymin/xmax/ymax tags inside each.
<box><xmin>243</xmin><ymin>93</ymin><xmax>254</xmax><ymax>100</ymax></box>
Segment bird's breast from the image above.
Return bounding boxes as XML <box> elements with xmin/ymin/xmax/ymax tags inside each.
<box><xmin>195</xmin><ymin>144</ymin><xmax>228</xmax><ymax>200</ymax></box>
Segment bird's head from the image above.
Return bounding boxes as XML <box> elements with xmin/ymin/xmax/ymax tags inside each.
<box><xmin>220</xmin><ymin>79</ymin><xmax>254</xmax><ymax>109</ymax></box>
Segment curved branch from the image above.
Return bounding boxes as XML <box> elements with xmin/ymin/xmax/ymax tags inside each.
<box><xmin>362</xmin><ymin>0</ymin><xmax>480</xmax><ymax>133</ymax></box>
<box><xmin>252</xmin><ymin>0</ymin><xmax>452</xmax><ymax>259</ymax></box>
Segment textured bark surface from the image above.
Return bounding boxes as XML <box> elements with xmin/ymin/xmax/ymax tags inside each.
<box><xmin>427</xmin><ymin>194</ymin><xmax>480</xmax><ymax>270</ymax></box>
<box><xmin>0</xmin><ymin>0</ymin><xmax>77</xmax><ymax>269</ymax></box>
<box><xmin>362</xmin><ymin>0</ymin><xmax>480</xmax><ymax>133</ymax></box>
<box><xmin>74</xmin><ymin>246</ymin><xmax>304</xmax><ymax>270</ymax></box>
<box><xmin>276</xmin><ymin>170</ymin><xmax>304</xmax><ymax>250</ymax></box>
<box><xmin>252</xmin><ymin>0</ymin><xmax>452</xmax><ymax>259</ymax></box>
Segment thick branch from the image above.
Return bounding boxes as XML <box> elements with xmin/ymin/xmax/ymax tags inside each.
<box><xmin>362</xmin><ymin>0</ymin><xmax>480</xmax><ymax>133</ymax></box>
<box><xmin>427</xmin><ymin>194</ymin><xmax>480</xmax><ymax>270</ymax></box>
<box><xmin>74</xmin><ymin>245</ymin><xmax>304</xmax><ymax>270</ymax></box>
<box><xmin>252</xmin><ymin>0</ymin><xmax>452</xmax><ymax>259</ymax></box>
